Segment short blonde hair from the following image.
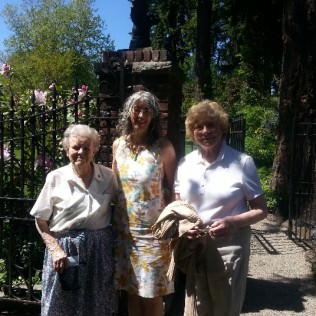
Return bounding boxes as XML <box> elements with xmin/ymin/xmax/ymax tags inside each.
<box><xmin>185</xmin><ymin>100</ymin><xmax>229</xmax><ymax>141</ymax></box>
<box><xmin>62</xmin><ymin>124</ymin><xmax>100</xmax><ymax>151</ymax></box>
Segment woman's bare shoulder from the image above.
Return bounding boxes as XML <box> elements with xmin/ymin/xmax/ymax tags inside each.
<box><xmin>158</xmin><ymin>137</ymin><xmax>174</xmax><ymax>149</ymax></box>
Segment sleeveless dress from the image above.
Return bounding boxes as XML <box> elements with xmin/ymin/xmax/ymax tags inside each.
<box><xmin>114</xmin><ymin>136</ymin><xmax>173</xmax><ymax>298</ymax></box>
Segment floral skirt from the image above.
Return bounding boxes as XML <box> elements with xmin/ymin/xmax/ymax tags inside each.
<box><xmin>115</xmin><ymin>236</ymin><xmax>174</xmax><ymax>298</ymax></box>
<box><xmin>41</xmin><ymin>227</ymin><xmax>113</xmax><ymax>316</ymax></box>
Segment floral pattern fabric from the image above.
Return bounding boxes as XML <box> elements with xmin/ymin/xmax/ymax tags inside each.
<box><xmin>113</xmin><ymin>137</ymin><xmax>173</xmax><ymax>298</ymax></box>
<box><xmin>41</xmin><ymin>227</ymin><xmax>114</xmax><ymax>316</ymax></box>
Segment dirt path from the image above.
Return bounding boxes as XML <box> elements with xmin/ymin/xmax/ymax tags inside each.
<box><xmin>242</xmin><ymin>214</ymin><xmax>316</xmax><ymax>315</ymax></box>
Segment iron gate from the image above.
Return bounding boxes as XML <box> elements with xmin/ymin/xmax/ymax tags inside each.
<box><xmin>288</xmin><ymin>119</ymin><xmax>316</xmax><ymax>247</ymax></box>
<box><xmin>0</xmin><ymin>88</ymin><xmax>110</xmax><ymax>305</ymax></box>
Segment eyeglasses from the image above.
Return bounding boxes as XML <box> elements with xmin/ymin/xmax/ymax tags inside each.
<box><xmin>193</xmin><ymin>122</ymin><xmax>218</xmax><ymax>131</ymax></box>
<box><xmin>132</xmin><ymin>106</ymin><xmax>153</xmax><ymax>116</ymax></box>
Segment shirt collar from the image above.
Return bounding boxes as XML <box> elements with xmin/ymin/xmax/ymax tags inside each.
<box><xmin>196</xmin><ymin>140</ymin><xmax>227</xmax><ymax>166</ymax></box>
<box><xmin>65</xmin><ymin>162</ymin><xmax>105</xmax><ymax>183</ymax></box>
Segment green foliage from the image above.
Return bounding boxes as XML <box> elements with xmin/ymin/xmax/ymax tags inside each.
<box><xmin>237</xmin><ymin>87</ymin><xmax>278</xmax><ymax>166</ymax></box>
<box><xmin>150</xmin><ymin>0</ymin><xmax>197</xmax><ymax>65</ymax></box>
<box><xmin>1</xmin><ymin>0</ymin><xmax>114</xmax><ymax>92</ymax></box>
<box><xmin>0</xmin><ymin>259</ymin><xmax>7</xmax><ymax>284</ymax></box>
<box><xmin>182</xmin><ymin>78</ymin><xmax>201</xmax><ymax>113</ymax></box>
<box><xmin>213</xmin><ymin>67</ymin><xmax>279</xmax><ymax>210</ymax></box>
<box><xmin>258</xmin><ymin>166</ymin><xmax>278</xmax><ymax>211</ymax></box>
<box><xmin>32</xmin><ymin>270</ymin><xmax>42</xmax><ymax>285</ymax></box>
<box><xmin>213</xmin><ymin>67</ymin><xmax>278</xmax><ymax>167</ymax></box>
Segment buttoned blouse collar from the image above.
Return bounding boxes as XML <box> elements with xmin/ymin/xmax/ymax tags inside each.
<box><xmin>196</xmin><ymin>140</ymin><xmax>227</xmax><ymax>167</ymax></box>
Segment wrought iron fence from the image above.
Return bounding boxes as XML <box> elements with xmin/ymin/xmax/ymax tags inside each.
<box><xmin>0</xmin><ymin>88</ymin><xmax>101</xmax><ymax>305</ymax></box>
<box><xmin>288</xmin><ymin>119</ymin><xmax>316</xmax><ymax>247</ymax></box>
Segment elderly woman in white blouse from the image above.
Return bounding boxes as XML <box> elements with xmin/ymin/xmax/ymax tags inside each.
<box><xmin>174</xmin><ymin>100</ymin><xmax>268</xmax><ymax>316</ymax></box>
<box><xmin>30</xmin><ymin>124</ymin><xmax>117</xmax><ymax>316</ymax></box>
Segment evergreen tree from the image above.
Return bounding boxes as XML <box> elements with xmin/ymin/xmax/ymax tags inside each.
<box><xmin>271</xmin><ymin>0</ymin><xmax>316</xmax><ymax>217</ymax></box>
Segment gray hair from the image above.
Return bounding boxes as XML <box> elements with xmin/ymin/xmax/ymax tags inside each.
<box><xmin>116</xmin><ymin>91</ymin><xmax>161</xmax><ymax>144</ymax></box>
<box><xmin>62</xmin><ymin>124</ymin><xmax>100</xmax><ymax>151</ymax></box>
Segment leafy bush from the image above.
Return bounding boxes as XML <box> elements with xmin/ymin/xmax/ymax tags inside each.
<box><xmin>258</xmin><ymin>166</ymin><xmax>278</xmax><ymax>211</ymax></box>
<box><xmin>0</xmin><ymin>259</ymin><xmax>7</xmax><ymax>284</ymax></box>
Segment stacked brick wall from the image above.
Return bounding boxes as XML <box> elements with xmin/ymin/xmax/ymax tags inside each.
<box><xmin>94</xmin><ymin>48</ymin><xmax>183</xmax><ymax>166</ymax></box>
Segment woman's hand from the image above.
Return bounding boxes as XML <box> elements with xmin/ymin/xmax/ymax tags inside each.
<box><xmin>208</xmin><ymin>196</ymin><xmax>268</xmax><ymax>239</ymax></box>
<box><xmin>35</xmin><ymin>218</ymin><xmax>68</xmax><ymax>273</ymax></box>
<box><xmin>52</xmin><ymin>248</ymin><xmax>68</xmax><ymax>273</ymax></box>
<box><xmin>184</xmin><ymin>226</ymin><xmax>209</xmax><ymax>239</ymax></box>
<box><xmin>209</xmin><ymin>217</ymin><xmax>237</xmax><ymax>239</ymax></box>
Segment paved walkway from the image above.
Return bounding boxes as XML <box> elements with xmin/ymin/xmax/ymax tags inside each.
<box><xmin>242</xmin><ymin>214</ymin><xmax>316</xmax><ymax>315</ymax></box>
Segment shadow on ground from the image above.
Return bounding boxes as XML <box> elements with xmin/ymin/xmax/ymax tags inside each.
<box><xmin>0</xmin><ymin>300</ymin><xmax>40</xmax><ymax>315</ymax></box>
<box><xmin>242</xmin><ymin>277</ymin><xmax>316</xmax><ymax>314</ymax></box>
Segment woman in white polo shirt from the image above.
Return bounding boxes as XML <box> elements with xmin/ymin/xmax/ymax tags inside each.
<box><xmin>174</xmin><ymin>100</ymin><xmax>268</xmax><ymax>316</ymax></box>
<box><xmin>30</xmin><ymin>124</ymin><xmax>117</xmax><ymax>316</ymax></box>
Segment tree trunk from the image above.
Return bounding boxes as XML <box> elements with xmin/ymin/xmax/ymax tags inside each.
<box><xmin>271</xmin><ymin>0</ymin><xmax>316</xmax><ymax>217</ymax></box>
<box><xmin>195</xmin><ymin>0</ymin><xmax>213</xmax><ymax>99</ymax></box>
<box><xmin>129</xmin><ymin>0</ymin><xmax>151</xmax><ymax>49</ymax></box>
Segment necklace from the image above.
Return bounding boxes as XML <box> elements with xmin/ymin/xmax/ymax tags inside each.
<box><xmin>126</xmin><ymin>136</ymin><xmax>147</xmax><ymax>160</ymax></box>
<box><xmin>131</xmin><ymin>144</ymin><xmax>146</xmax><ymax>160</ymax></box>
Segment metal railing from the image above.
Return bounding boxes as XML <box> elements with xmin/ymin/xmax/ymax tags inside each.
<box><xmin>0</xmin><ymin>88</ymin><xmax>101</xmax><ymax>304</ymax></box>
<box><xmin>288</xmin><ymin>119</ymin><xmax>316</xmax><ymax>247</ymax></box>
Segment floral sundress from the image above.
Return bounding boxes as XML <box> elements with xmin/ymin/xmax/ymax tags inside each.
<box><xmin>113</xmin><ymin>136</ymin><xmax>173</xmax><ymax>298</ymax></box>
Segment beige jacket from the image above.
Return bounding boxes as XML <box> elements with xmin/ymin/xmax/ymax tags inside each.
<box><xmin>152</xmin><ymin>200</ymin><xmax>230</xmax><ymax>316</ymax></box>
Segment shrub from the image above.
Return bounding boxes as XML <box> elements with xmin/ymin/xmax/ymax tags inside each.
<box><xmin>258</xmin><ymin>166</ymin><xmax>278</xmax><ymax>211</ymax></box>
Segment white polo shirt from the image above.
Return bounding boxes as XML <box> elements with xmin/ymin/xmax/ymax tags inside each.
<box><xmin>30</xmin><ymin>163</ymin><xmax>117</xmax><ymax>232</ymax></box>
<box><xmin>174</xmin><ymin>142</ymin><xmax>263</xmax><ymax>225</ymax></box>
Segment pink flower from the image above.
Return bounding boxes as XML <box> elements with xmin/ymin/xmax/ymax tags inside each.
<box><xmin>68</xmin><ymin>98</ymin><xmax>75</xmax><ymax>106</ymax></box>
<box><xmin>34</xmin><ymin>89</ymin><xmax>48</xmax><ymax>105</ymax></box>
<box><xmin>34</xmin><ymin>154</ymin><xmax>54</xmax><ymax>171</ymax></box>
<box><xmin>78</xmin><ymin>84</ymin><xmax>88</xmax><ymax>101</ymax></box>
<box><xmin>1</xmin><ymin>63</ymin><xmax>12</xmax><ymax>78</ymax></box>
<box><xmin>1</xmin><ymin>144</ymin><xmax>10</xmax><ymax>162</ymax></box>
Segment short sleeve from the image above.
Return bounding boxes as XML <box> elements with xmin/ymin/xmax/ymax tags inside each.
<box><xmin>242</xmin><ymin>155</ymin><xmax>263</xmax><ymax>200</ymax></box>
<box><xmin>173</xmin><ymin>158</ymin><xmax>184</xmax><ymax>194</ymax></box>
<box><xmin>30</xmin><ymin>172</ymin><xmax>55</xmax><ymax>221</ymax></box>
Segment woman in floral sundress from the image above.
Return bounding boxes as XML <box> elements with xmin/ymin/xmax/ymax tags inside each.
<box><xmin>112</xmin><ymin>90</ymin><xmax>177</xmax><ymax>316</ymax></box>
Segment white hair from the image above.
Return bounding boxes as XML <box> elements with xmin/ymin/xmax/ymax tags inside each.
<box><xmin>62</xmin><ymin>124</ymin><xmax>100</xmax><ymax>151</ymax></box>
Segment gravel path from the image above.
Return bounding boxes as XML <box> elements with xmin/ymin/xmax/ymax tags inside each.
<box><xmin>242</xmin><ymin>214</ymin><xmax>316</xmax><ymax>316</ymax></box>
<box><xmin>1</xmin><ymin>214</ymin><xmax>315</xmax><ymax>315</ymax></box>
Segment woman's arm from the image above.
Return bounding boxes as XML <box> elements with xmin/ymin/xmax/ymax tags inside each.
<box><xmin>209</xmin><ymin>195</ymin><xmax>268</xmax><ymax>238</ymax></box>
<box><xmin>175</xmin><ymin>194</ymin><xmax>268</xmax><ymax>239</ymax></box>
<box><xmin>233</xmin><ymin>195</ymin><xmax>268</xmax><ymax>226</ymax></box>
<box><xmin>160</xmin><ymin>139</ymin><xmax>177</xmax><ymax>203</ymax></box>
<box><xmin>35</xmin><ymin>218</ymin><xmax>67</xmax><ymax>273</ymax></box>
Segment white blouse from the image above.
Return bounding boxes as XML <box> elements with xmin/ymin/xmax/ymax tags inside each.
<box><xmin>174</xmin><ymin>142</ymin><xmax>263</xmax><ymax>225</ymax></box>
<box><xmin>30</xmin><ymin>163</ymin><xmax>117</xmax><ymax>232</ymax></box>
